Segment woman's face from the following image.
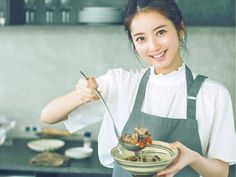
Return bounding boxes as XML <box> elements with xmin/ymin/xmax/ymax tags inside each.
<box><xmin>130</xmin><ymin>10</ymin><xmax>183</xmax><ymax>74</ymax></box>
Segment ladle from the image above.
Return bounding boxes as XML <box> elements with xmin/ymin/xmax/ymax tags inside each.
<box><xmin>80</xmin><ymin>71</ymin><xmax>143</xmax><ymax>151</ymax></box>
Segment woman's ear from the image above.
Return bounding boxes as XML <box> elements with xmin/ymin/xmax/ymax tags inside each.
<box><xmin>179</xmin><ymin>20</ymin><xmax>185</xmax><ymax>39</ymax></box>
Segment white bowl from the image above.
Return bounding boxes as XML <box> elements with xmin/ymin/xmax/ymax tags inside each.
<box><xmin>27</xmin><ymin>139</ymin><xmax>65</xmax><ymax>152</ymax></box>
<box><xmin>65</xmin><ymin>147</ymin><xmax>93</xmax><ymax>159</ymax></box>
<box><xmin>111</xmin><ymin>141</ymin><xmax>178</xmax><ymax>176</ymax></box>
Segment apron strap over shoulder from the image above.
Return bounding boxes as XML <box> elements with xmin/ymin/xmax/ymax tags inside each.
<box><xmin>187</xmin><ymin>74</ymin><xmax>208</xmax><ymax>119</ymax></box>
<box><xmin>132</xmin><ymin>68</ymin><xmax>150</xmax><ymax>111</ymax></box>
<box><xmin>185</xmin><ymin>65</ymin><xmax>194</xmax><ymax>92</ymax></box>
<box><xmin>132</xmin><ymin>65</ymin><xmax>207</xmax><ymax>120</ymax></box>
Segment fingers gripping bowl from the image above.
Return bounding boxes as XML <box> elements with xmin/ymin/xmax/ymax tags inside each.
<box><xmin>111</xmin><ymin>141</ymin><xmax>178</xmax><ymax>176</ymax></box>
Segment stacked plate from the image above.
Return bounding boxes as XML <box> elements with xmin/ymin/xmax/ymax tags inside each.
<box><xmin>111</xmin><ymin>141</ymin><xmax>178</xmax><ymax>176</ymax></box>
<box><xmin>79</xmin><ymin>6</ymin><xmax>123</xmax><ymax>24</ymax></box>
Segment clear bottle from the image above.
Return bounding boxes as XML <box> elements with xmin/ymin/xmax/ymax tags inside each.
<box><xmin>60</xmin><ymin>0</ymin><xmax>71</xmax><ymax>24</ymax></box>
<box><xmin>0</xmin><ymin>10</ymin><xmax>5</xmax><ymax>26</ymax></box>
<box><xmin>83</xmin><ymin>131</ymin><xmax>92</xmax><ymax>148</ymax></box>
<box><xmin>24</xmin><ymin>0</ymin><xmax>36</xmax><ymax>25</ymax></box>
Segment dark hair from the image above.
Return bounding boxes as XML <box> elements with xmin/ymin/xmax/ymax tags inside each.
<box><xmin>124</xmin><ymin>0</ymin><xmax>186</xmax><ymax>45</ymax></box>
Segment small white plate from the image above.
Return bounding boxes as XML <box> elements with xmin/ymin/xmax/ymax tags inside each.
<box><xmin>65</xmin><ymin>147</ymin><xmax>93</xmax><ymax>159</ymax></box>
<box><xmin>27</xmin><ymin>139</ymin><xmax>65</xmax><ymax>152</ymax></box>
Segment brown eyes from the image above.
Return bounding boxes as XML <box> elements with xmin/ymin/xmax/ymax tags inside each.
<box><xmin>134</xmin><ymin>29</ymin><xmax>167</xmax><ymax>43</ymax></box>
<box><xmin>157</xmin><ymin>30</ymin><xmax>166</xmax><ymax>36</ymax></box>
<box><xmin>136</xmin><ymin>37</ymin><xmax>145</xmax><ymax>42</ymax></box>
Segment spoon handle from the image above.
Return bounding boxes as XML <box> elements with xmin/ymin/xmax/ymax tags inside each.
<box><xmin>79</xmin><ymin>71</ymin><xmax>120</xmax><ymax>139</ymax></box>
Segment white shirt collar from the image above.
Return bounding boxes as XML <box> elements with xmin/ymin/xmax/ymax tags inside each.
<box><xmin>149</xmin><ymin>63</ymin><xmax>186</xmax><ymax>85</ymax></box>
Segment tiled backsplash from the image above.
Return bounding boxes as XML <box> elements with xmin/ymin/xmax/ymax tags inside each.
<box><xmin>0</xmin><ymin>26</ymin><xmax>235</xmax><ymax>139</ymax></box>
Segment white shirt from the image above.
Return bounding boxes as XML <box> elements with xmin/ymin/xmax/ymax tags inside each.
<box><xmin>64</xmin><ymin>64</ymin><xmax>236</xmax><ymax>168</ymax></box>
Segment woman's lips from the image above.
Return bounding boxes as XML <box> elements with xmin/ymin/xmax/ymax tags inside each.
<box><xmin>151</xmin><ymin>49</ymin><xmax>167</xmax><ymax>61</ymax></box>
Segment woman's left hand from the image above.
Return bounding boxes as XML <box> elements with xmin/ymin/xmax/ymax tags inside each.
<box><xmin>157</xmin><ymin>141</ymin><xmax>199</xmax><ymax>177</ymax></box>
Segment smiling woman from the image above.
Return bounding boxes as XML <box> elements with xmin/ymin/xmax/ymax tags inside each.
<box><xmin>129</xmin><ymin>10</ymin><xmax>183</xmax><ymax>74</ymax></box>
<box><xmin>40</xmin><ymin>0</ymin><xmax>235</xmax><ymax>177</ymax></box>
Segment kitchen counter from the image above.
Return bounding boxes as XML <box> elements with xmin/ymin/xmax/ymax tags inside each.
<box><xmin>0</xmin><ymin>137</ymin><xmax>235</xmax><ymax>177</ymax></box>
<box><xmin>0</xmin><ymin>137</ymin><xmax>112</xmax><ymax>177</ymax></box>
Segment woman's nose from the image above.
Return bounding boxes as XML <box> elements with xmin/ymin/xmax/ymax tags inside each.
<box><xmin>148</xmin><ymin>37</ymin><xmax>161</xmax><ymax>52</ymax></box>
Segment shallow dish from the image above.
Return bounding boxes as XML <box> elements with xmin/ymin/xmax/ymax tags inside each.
<box><xmin>111</xmin><ymin>141</ymin><xmax>178</xmax><ymax>176</ymax></box>
<box><xmin>27</xmin><ymin>139</ymin><xmax>65</xmax><ymax>152</ymax></box>
<box><xmin>65</xmin><ymin>147</ymin><xmax>93</xmax><ymax>159</ymax></box>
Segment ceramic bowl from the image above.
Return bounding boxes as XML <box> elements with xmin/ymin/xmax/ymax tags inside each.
<box><xmin>111</xmin><ymin>141</ymin><xmax>178</xmax><ymax>176</ymax></box>
<box><xmin>27</xmin><ymin>139</ymin><xmax>65</xmax><ymax>152</ymax></box>
<box><xmin>65</xmin><ymin>147</ymin><xmax>93</xmax><ymax>159</ymax></box>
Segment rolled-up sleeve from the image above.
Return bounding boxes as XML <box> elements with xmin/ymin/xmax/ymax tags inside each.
<box><xmin>207</xmin><ymin>87</ymin><xmax>236</xmax><ymax>164</ymax></box>
<box><xmin>64</xmin><ymin>100</ymin><xmax>104</xmax><ymax>133</ymax></box>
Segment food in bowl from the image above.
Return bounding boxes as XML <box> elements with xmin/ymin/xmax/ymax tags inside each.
<box><xmin>126</xmin><ymin>154</ymin><xmax>161</xmax><ymax>162</ymax></box>
<box><xmin>121</xmin><ymin>127</ymin><xmax>152</xmax><ymax>148</ymax></box>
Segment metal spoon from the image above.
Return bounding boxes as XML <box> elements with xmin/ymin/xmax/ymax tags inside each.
<box><xmin>119</xmin><ymin>140</ymin><xmax>144</xmax><ymax>151</ymax></box>
<box><xmin>79</xmin><ymin>71</ymin><xmax>143</xmax><ymax>151</ymax></box>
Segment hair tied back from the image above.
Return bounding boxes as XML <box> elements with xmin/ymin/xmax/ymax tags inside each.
<box><xmin>137</xmin><ymin>0</ymin><xmax>151</xmax><ymax>8</ymax></box>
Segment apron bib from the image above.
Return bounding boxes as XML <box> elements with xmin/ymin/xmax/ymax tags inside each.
<box><xmin>112</xmin><ymin>65</ymin><xmax>207</xmax><ymax>177</ymax></box>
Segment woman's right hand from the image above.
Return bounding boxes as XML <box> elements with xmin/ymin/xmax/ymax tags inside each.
<box><xmin>75</xmin><ymin>77</ymin><xmax>100</xmax><ymax>104</ymax></box>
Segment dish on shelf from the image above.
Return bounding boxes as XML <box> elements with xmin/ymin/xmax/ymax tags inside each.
<box><xmin>65</xmin><ymin>147</ymin><xmax>93</xmax><ymax>159</ymax></box>
<box><xmin>79</xmin><ymin>6</ymin><xmax>123</xmax><ymax>24</ymax></box>
<box><xmin>27</xmin><ymin>139</ymin><xmax>65</xmax><ymax>152</ymax></box>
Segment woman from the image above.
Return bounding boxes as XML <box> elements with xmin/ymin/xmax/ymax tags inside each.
<box><xmin>41</xmin><ymin>0</ymin><xmax>236</xmax><ymax>176</ymax></box>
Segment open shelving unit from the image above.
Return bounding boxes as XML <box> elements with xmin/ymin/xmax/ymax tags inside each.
<box><xmin>0</xmin><ymin>0</ymin><xmax>234</xmax><ymax>26</ymax></box>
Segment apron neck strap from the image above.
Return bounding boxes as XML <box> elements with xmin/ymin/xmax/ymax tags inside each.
<box><xmin>185</xmin><ymin>65</ymin><xmax>194</xmax><ymax>93</ymax></box>
<box><xmin>183</xmin><ymin>65</ymin><xmax>208</xmax><ymax>119</ymax></box>
<box><xmin>132</xmin><ymin>65</ymin><xmax>207</xmax><ymax>119</ymax></box>
<box><xmin>132</xmin><ymin>68</ymin><xmax>151</xmax><ymax>112</ymax></box>
<box><xmin>187</xmin><ymin>74</ymin><xmax>208</xmax><ymax>119</ymax></box>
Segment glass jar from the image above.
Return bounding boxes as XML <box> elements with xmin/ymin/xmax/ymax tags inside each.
<box><xmin>83</xmin><ymin>131</ymin><xmax>92</xmax><ymax>148</ymax></box>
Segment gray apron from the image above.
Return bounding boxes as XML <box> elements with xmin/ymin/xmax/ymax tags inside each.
<box><xmin>112</xmin><ymin>65</ymin><xmax>207</xmax><ymax>177</ymax></box>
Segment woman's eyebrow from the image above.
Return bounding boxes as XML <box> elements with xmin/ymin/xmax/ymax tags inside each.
<box><xmin>132</xmin><ymin>32</ymin><xmax>144</xmax><ymax>37</ymax></box>
<box><xmin>153</xmin><ymin>25</ymin><xmax>167</xmax><ymax>32</ymax></box>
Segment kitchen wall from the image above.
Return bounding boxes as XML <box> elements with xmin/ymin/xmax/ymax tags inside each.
<box><xmin>0</xmin><ymin>25</ymin><xmax>235</xmax><ymax>139</ymax></box>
